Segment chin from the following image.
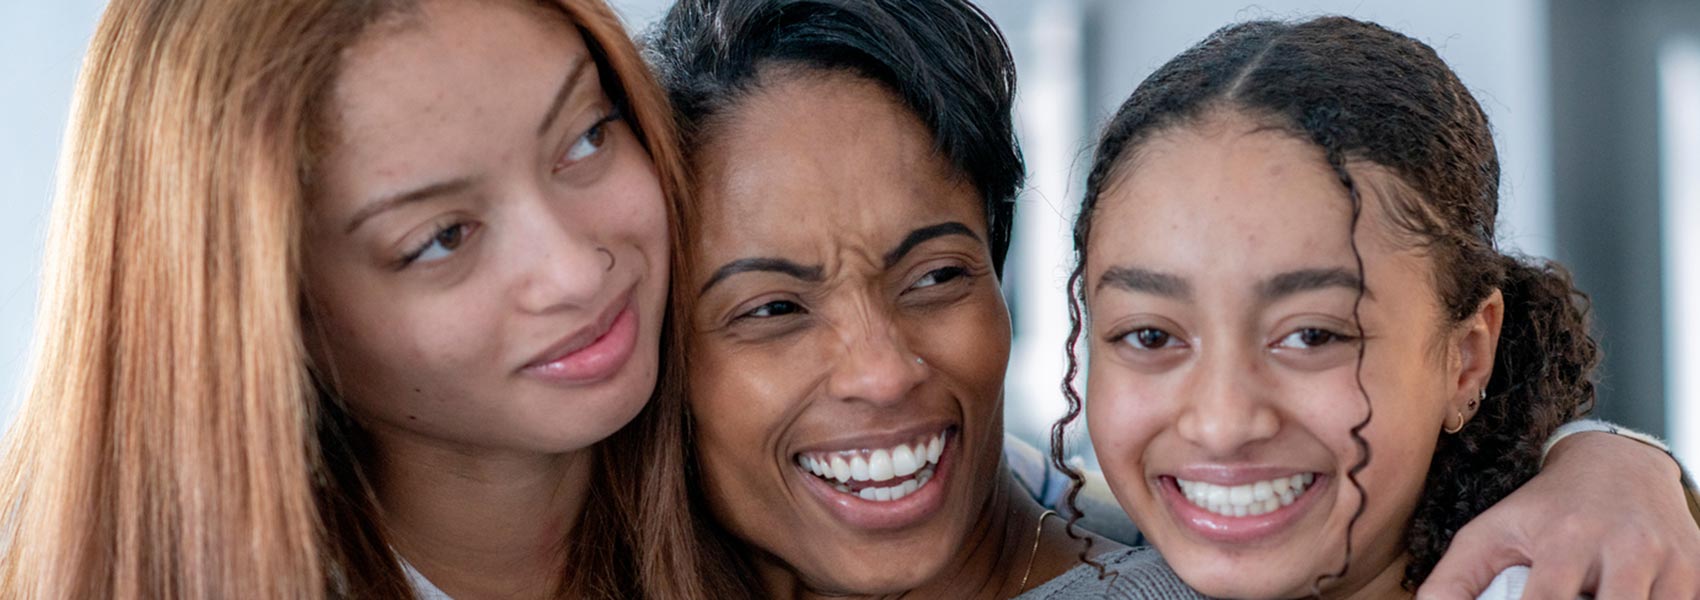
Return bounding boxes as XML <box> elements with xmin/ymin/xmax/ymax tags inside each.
<box><xmin>1167</xmin><ymin>548</ymin><xmax>1318</xmax><ymax>599</ymax></box>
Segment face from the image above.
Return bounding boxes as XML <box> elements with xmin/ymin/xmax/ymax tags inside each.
<box><xmin>1083</xmin><ymin>112</ymin><xmax>1499</xmax><ymax>598</ymax></box>
<box><xmin>686</xmin><ymin>73</ymin><xmax>1011</xmax><ymax>593</ymax></box>
<box><xmin>304</xmin><ymin>0</ymin><xmax>668</xmax><ymax>455</ymax></box>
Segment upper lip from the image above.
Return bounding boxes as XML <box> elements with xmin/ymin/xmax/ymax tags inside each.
<box><xmin>791</xmin><ymin>421</ymin><xmax>956</xmax><ymax>457</ymax></box>
<box><xmin>1164</xmin><ymin>464</ymin><xmax>1322</xmax><ymax>486</ymax></box>
<box><xmin>520</xmin><ymin>285</ymin><xmax>634</xmax><ymax>371</ymax></box>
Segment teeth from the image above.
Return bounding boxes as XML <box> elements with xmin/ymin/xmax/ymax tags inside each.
<box><xmin>869</xmin><ymin>449</ymin><xmax>894</xmax><ymax>481</ymax></box>
<box><xmin>1176</xmin><ymin>473</ymin><xmax>1317</xmax><ymax>518</ymax></box>
<box><xmin>794</xmin><ymin>431</ymin><xmax>947</xmax><ymax>485</ymax></box>
<box><xmin>891</xmin><ymin>445</ymin><xmax>919</xmax><ymax>478</ymax></box>
<box><xmin>793</xmin><ymin>431</ymin><xmax>949</xmax><ymax>503</ymax></box>
<box><xmin>844</xmin><ymin>466</ymin><xmax>936</xmax><ymax>502</ymax></box>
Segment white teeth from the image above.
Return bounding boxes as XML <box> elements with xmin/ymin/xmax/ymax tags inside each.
<box><xmin>892</xmin><ymin>445</ymin><xmax>919</xmax><ymax>478</ymax></box>
<box><xmin>1176</xmin><ymin>473</ymin><xmax>1317</xmax><ymax>518</ymax></box>
<box><xmin>830</xmin><ymin>456</ymin><xmax>851</xmax><ymax>483</ymax></box>
<box><xmin>868</xmin><ymin>449</ymin><xmax>894</xmax><ymax>481</ymax></box>
<box><xmin>838</xmin><ymin>465</ymin><xmax>937</xmax><ymax>503</ymax></box>
<box><xmin>795</xmin><ymin>431</ymin><xmax>949</xmax><ymax>498</ymax></box>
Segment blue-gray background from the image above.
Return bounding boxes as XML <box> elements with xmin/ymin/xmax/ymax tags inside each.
<box><xmin>4</xmin><ymin>0</ymin><xmax>1697</xmax><ymax>468</ymax></box>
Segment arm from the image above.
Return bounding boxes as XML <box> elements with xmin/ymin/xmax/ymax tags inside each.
<box><xmin>1416</xmin><ymin>423</ymin><xmax>1700</xmax><ymax>600</ymax></box>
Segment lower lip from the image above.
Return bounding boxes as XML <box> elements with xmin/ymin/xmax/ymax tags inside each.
<box><xmin>795</xmin><ymin>431</ymin><xmax>957</xmax><ymax>531</ymax></box>
<box><xmin>1158</xmin><ymin>474</ymin><xmax>1326</xmax><ymax>544</ymax></box>
<box><xmin>522</xmin><ymin>301</ymin><xmax>639</xmax><ymax>384</ymax></box>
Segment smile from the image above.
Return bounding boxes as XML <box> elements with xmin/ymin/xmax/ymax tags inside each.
<box><xmin>795</xmin><ymin>430</ymin><xmax>947</xmax><ymax>503</ymax></box>
<box><xmin>1175</xmin><ymin>473</ymin><xmax>1315</xmax><ymax>517</ymax></box>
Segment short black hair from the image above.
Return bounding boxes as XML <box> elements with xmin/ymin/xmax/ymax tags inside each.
<box><xmin>644</xmin><ymin>0</ymin><xmax>1023</xmax><ymax>273</ymax></box>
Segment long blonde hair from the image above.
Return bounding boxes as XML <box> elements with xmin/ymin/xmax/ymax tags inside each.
<box><xmin>0</xmin><ymin>0</ymin><xmax>736</xmax><ymax>597</ymax></box>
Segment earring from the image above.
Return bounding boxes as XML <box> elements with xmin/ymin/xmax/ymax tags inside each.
<box><xmin>915</xmin><ymin>356</ymin><xmax>925</xmax><ymax>366</ymax></box>
<box><xmin>1444</xmin><ymin>408</ymin><xmax>1466</xmax><ymax>434</ymax></box>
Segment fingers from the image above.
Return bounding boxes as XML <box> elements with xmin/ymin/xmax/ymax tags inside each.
<box><xmin>1518</xmin><ymin>543</ymin><xmax>1592</xmax><ymax>600</ymax></box>
<box><xmin>1415</xmin><ymin>520</ymin><xmax>1526</xmax><ymax>600</ymax></box>
<box><xmin>1592</xmin><ymin>560</ymin><xmax>1655</xmax><ymax>600</ymax></box>
<box><xmin>1647</xmin><ymin>552</ymin><xmax>1700</xmax><ymax>600</ymax></box>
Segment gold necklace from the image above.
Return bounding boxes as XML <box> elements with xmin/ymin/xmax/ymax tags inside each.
<box><xmin>1014</xmin><ymin>509</ymin><xmax>1059</xmax><ymax>596</ymax></box>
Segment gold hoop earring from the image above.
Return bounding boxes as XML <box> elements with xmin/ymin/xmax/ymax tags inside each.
<box><xmin>1444</xmin><ymin>409</ymin><xmax>1466</xmax><ymax>434</ymax></box>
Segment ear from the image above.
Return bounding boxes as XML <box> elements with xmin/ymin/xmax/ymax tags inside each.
<box><xmin>1450</xmin><ymin>289</ymin><xmax>1504</xmax><ymax>420</ymax></box>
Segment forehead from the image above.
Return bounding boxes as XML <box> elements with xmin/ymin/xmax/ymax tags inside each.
<box><xmin>1092</xmin><ymin>115</ymin><xmax>1368</xmax><ymax>278</ymax></box>
<box><xmin>320</xmin><ymin>0</ymin><xmax>583</xmax><ymax>201</ymax></box>
<box><xmin>691</xmin><ymin>72</ymin><xmax>982</xmax><ymax>269</ymax></box>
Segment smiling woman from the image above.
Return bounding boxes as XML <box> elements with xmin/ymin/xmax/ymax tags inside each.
<box><xmin>0</xmin><ymin>0</ymin><xmax>736</xmax><ymax>598</ymax></box>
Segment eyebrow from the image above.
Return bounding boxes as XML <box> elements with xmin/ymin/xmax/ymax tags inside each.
<box><xmin>1259</xmin><ymin>268</ymin><xmax>1368</xmax><ymax>301</ymax></box>
<box><xmin>343</xmin><ymin>176</ymin><xmax>477</xmax><ymax>235</ymax></box>
<box><xmin>537</xmin><ymin>56</ymin><xmax>592</xmax><ymax>138</ymax></box>
<box><xmin>698</xmin><ymin>257</ymin><xmax>825</xmax><ymax>296</ymax></box>
<box><xmin>1096</xmin><ymin>266</ymin><xmax>1191</xmax><ymax>298</ymax></box>
<box><xmin>882</xmin><ymin>221</ymin><xmax>983</xmax><ymax>268</ymax></box>
<box><xmin>1093</xmin><ymin>265</ymin><xmax>1368</xmax><ymax>302</ymax></box>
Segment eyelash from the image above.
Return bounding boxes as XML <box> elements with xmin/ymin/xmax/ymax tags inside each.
<box><xmin>555</xmin><ymin>109</ymin><xmax>621</xmax><ymax>172</ymax></box>
<box><xmin>909</xmin><ymin>265</ymin><xmax>969</xmax><ymax>290</ymax></box>
<box><xmin>398</xmin><ymin>221</ymin><xmax>475</xmax><ymax>268</ymax></box>
<box><xmin>1113</xmin><ymin>326</ymin><xmax>1185</xmax><ymax>350</ymax></box>
<box><xmin>1272</xmin><ymin>327</ymin><xmax>1358</xmax><ymax>350</ymax></box>
<box><xmin>736</xmin><ymin>299</ymin><xmax>805</xmax><ymax>321</ymax></box>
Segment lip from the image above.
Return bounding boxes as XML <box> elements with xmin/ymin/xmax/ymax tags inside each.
<box><xmin>793</xmin><ymin>425</ymin><xmax>958</xmax><ymax>531</ymax></box>
<box><xmin>1156</xmin><ymin>467</ymin><xmax>1328</xmax><ymax>544</ymax></box>
<box><xmin>519</xmin><ymin>287</ymin><xmax>640</xmax><ymax>384</ymax></box>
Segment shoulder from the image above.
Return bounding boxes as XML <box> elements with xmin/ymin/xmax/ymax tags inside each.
<box><xmin>1017</xmin><ymin>547</ymin><xmax>1206</xmax><ymax>600</ymax></box>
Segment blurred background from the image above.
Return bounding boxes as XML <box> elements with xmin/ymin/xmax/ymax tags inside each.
<box><xmin>2</xmin><ymin>0</ymin><xmax>1696</xmax><ymax>469</ymax></box>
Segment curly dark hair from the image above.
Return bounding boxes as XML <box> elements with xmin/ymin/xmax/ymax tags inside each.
<box><xmin>1053</xmin><ymin>16</ymin><xmax>1600</xmax><ymax>590</ymax></box>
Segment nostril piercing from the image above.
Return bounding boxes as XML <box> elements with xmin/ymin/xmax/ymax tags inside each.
<box><xmin>597</xmin><ymin>247</ymin><xmax>614</xmax><ymax>272</ymax></box>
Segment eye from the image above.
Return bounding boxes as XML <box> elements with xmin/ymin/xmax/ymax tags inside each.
<box><xmin>909</xmin><ymin>266</ymin><xmax>967</xmax><ymax>290</ymax></box>
<box><xmin>1274</xmin><ymin>327</ymin><xmax>1352</xmax><ymax>349</ymax></box>
<box><xmin>740</xmin><ymin>300</ymin><xmax>804</xmax><ymax>320</ymax></box>
<box><xmin>1118</xmin><ymin>327</ymin><xmax>1183</xmax><ymax>350</ymax></box>
<box><xmin>401</xmin><ymin>222</ymin><xmax>474</xmax><ymax>267</ymax></box>
<box><xmin>556</xmin><ymin>112</ymin><xmax>619</xmax><ymax>170</ymax></box>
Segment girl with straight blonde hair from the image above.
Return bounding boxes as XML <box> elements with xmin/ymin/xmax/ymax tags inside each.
<box><xmin>0</xmin><ymin>0</ymin><xmax>746</xmax><ymax>597</ymax></box>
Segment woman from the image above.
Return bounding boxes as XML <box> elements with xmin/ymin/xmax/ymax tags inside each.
<box><xmin>0</xmin><ymin>0</ymin><xmax>740</xmax><ymax>597</ymax></box>
<box><xmin>649</xmin><ymin>0</ymin><xmax>1700</xmax><ymax>598</ymax></box>
<box><xmin>1065</xmin><ymin>16</ymin><xmax>1700</xmax><ymax>599</ymax></box>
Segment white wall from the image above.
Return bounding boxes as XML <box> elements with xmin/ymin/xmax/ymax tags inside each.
<box><xmin>0</xmin><ymin>1</ymin><xmax>109</xmax><ymax>418</ymax></box>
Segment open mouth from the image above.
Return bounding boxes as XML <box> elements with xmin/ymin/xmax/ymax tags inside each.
<box><xmin>794</xmin><ymin>429</ymin><xmax>949</xmax><ymax>503</ymax></box>
<box><xmin>1173</xmin><ymin>473</ymin><xmax>1318</xmax><ymax>517</ymax></box>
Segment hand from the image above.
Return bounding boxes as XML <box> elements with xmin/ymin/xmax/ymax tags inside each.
<box><xmin>1416</xmin><ymin>431</ymin><xmax>1700</xmax><ymax>600</ymax></box>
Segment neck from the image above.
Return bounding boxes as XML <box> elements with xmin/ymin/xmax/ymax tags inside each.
<box><xmin>775</xmin><ymin>465</ymin><xmax>1089</xmax><ymax>600</ymax></box>
<box><xmin>1334</xmin><ymin>554</ymin><xmax>1413</xmax><ymax>600</ymax></box>
<box><xmin>372</xmin><ymin>428</ymin><xmax>595</xmax><ymax>599</ymax></box>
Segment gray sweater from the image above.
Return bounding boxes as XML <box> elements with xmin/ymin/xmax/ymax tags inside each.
<box><xmin>1014</xmin><ymin>547</ymin><xmax>1207</xmax><ymax>600</ymax></box>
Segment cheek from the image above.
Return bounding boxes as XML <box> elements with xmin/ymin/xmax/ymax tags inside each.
<box><xmin>688</xmin><ymin>344</ymin><xmax>805</xmax><ymax>486</ymax></box>
<box><xmin>599</xmin><ymin>149</ymin><xmax>670</xmax><ymax>249</ymax></box>
<box><xmin>334</xmin><ymin>290</ymin><xmax>503</xmax><ymax>394</ymax></box>
<box><xmin>1085</xmin><ymin>360</ymin><xmax>1165</xmax><ymax>470</ymax></box>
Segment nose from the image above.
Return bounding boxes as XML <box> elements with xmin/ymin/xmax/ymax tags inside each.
<box><xmin>823</xmin><ymin>303</ymin><xmax>928</xmax><ymax>406</ymax></box>
<box><xmin>514</xmin><ymin>201</ymin><xmax>609</xmax><ymax>315</ymax></box>
<box><xmin>1175</xmin><ymin>349</ymin><xmax>1280</xmax><ymax>457</ymax></box>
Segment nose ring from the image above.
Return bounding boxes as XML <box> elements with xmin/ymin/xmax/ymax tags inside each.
<box><xmin>915</xmin><ymin>356</ymin><xmax>925</xmax><ymax>366</ymax></box>
<box><xmin>597</xmin><ymin>247</ymin><xmax>614</xmax><ymax>272</ymax></box>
